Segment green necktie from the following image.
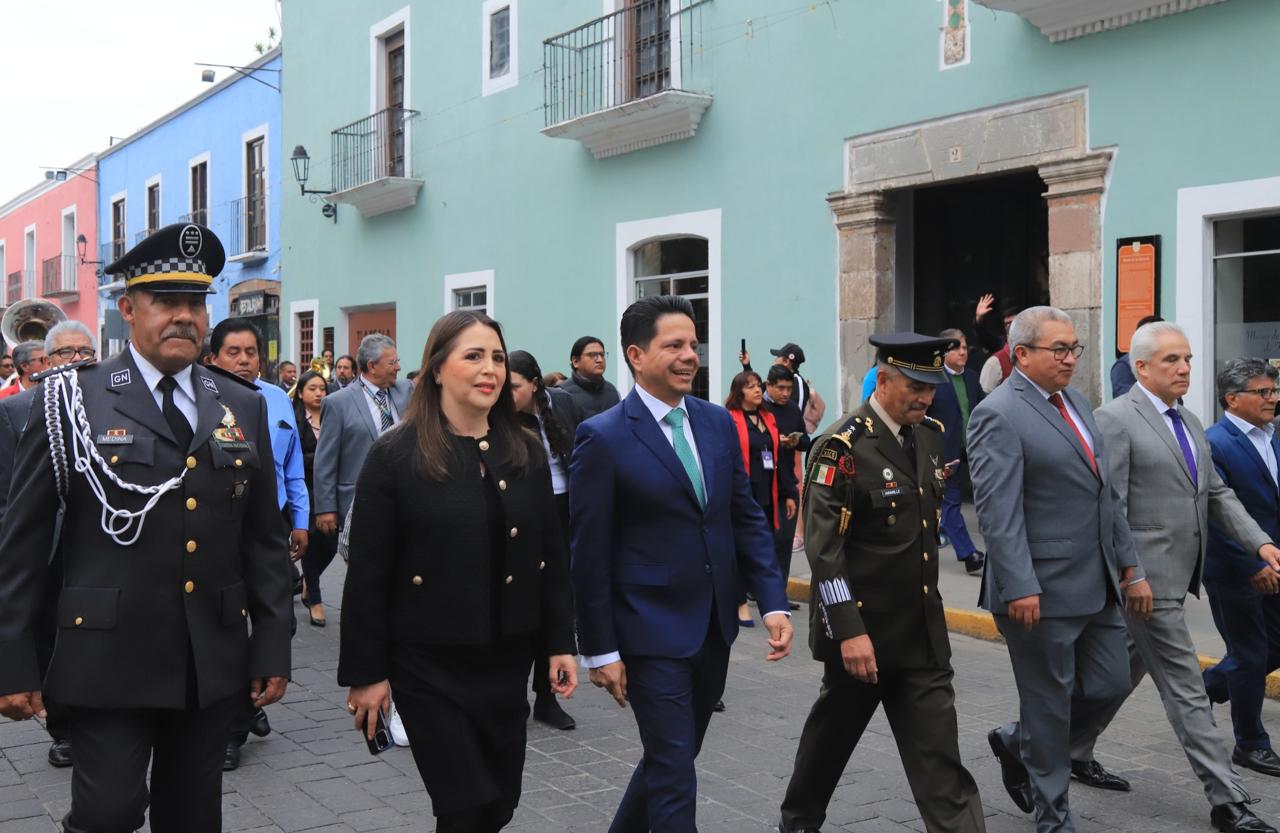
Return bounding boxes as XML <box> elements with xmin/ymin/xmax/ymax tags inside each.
<box><xmin>950</xmin><ymin>373</ymin><xmax>970</xmax><ymax>447</ymax></box>
<box><xmin>663</xmin><ymin>407</ymin><xmax>706</xmax><ymax>508</ymax></box>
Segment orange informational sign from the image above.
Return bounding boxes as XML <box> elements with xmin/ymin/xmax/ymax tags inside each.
<box><xmin>1116</xmin><ymin>237</ymin><xmax>1160</xmax><ymax>355</ymax></box>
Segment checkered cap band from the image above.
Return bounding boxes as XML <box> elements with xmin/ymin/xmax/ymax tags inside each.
<box><xmin>123</xmin><ymin>258</ymin><xmax>208</xmax><ymax>280</ymax></box>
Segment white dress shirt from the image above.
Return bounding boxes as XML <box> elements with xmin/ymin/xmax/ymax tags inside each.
<box><xmin>1135</xmin><ymin>382</ymin><xmax>1198</xmax><ymax>470</ymax></box>
<box><xmin>582</xmin><ymin>383</ymin><xmax>785</xmax><ymax>670</ymax></box>
<box><xmin>1017</xmin><ymin>370</ymin><xmax>1093</xmax><ymax>451</ymax></box>
<box><xmin>1224</xmin><ymin>411</ymin><xmax>1279</xmax><ymax>487</ymax></box>
<box><xmin>129</xmin><ymin>343</ymin><xmax>197</xmax><ymax>430</ymax></box>
<box><xmin>357</xmin><ymin>374</ymin><xmax>400</xmax><ymax>432</ymax></box>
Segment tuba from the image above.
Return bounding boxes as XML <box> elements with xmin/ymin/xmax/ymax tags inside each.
<box><xmin>2</xmin><ymin>298</ymin><xmax>67</xmax><ymax>346</ymax></box>
<box><xmin>287</xmin><ymin>357</ymin><xmax>330</xmax><ymax>398</ymax></box>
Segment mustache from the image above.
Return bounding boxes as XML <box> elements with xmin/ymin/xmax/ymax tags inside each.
<box><xmin>160</xmin><ymin>325</ymin><xmax>199</xmax><ymax>343</ymax></box>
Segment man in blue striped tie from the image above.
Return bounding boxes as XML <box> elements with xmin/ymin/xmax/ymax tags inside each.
<box><xmin>570</xmin><ymin>295</ymin><xmax>793</xmax><ymax>833</ymax></box>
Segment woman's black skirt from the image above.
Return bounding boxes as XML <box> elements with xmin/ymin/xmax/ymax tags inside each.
<box><xmin>390</xmin><ymin>638</ymin><xmax>536</xmax><ymax>817</ymax></box>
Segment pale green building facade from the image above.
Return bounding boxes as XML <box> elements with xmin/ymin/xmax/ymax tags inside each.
<box><xmin>280</xmin><ymin>0</ymin><xmax>1280</xmax><ymax>416</ymax></box>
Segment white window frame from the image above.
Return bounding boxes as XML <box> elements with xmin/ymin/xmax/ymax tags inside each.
<box><xmin>60</xmin><ymin>205</ymin><xmax>77</xmax><ymax>294</ymax></box>
<box><xmin>289</xmin><ymin>298</ymin><xmax>320</xmax><ymax>366</ymax></box>
<box><xmin>0</xmin><ymin>241</ymin><xmax>7</xmax><ymax>300</ymax></box>
<box><xmin>188</xmin><ymin>151</ymin><xmax>211</xmax><ymax>223</ymax></box>
<box><xmin>1176</xmin><ymin>175</ymin><xmax>1280</xmax><ymax>418</ymax></box>
<box><xmin>615</xmin><ymin>208</ymin><xmax>721</xmax><ymax>397</ymax></box>
<box><xmin>109</xmin><ymin>190</ymin><xmax>128</xmax><ymax>259</ymax></box>
<box><xmin>370</xmin><ymin>7</ymin><xmax>411</xmax><ymax>113</ymax></box>
<box><xmin>481</xmin><ymin>0</ymin><xmax>519</xmax><ymax>97</ymax></box>
<box><xmin>601</xmin><ymin>0</ymin><xmax>684</xmax><ymax>98</ymax></box>
<box><xmin>23</xmin><ymin>224</ymin><xmax>37</xmax><ymax>299</ymax></box>
<box><xmin>144</xmin><ymin>173</ymin><xmax>163</xmax><ymax>232</ymax></box>
<box><xmin>242</xmin><ymin>124</ymin><xmax>270</xmax><ymax>251</ymax></box>
<box><xmin>444</xmin><ymin>269</ymin><xmax>496</xmax><ymax>317</ymax></box>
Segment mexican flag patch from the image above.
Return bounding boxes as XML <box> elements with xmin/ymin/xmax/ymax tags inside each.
<box><xmin>813</xmin><ymin>464</ymin><xmax>836</xmax><ymax>487</ymax></box>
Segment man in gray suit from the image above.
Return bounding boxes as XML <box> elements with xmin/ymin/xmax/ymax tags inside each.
<box><xmin>1071</xmin><ymin>321</ymin><xmax>1280</xmax><ymax>833</ymax></box>
<box><xmin>313</xmin><ymin>334</ymin><xmax>412</xmax><ymax>536</ymax></box>
<box><xmin>969</xmin><ymin>306</ymin><xmax>1151</xmax><ymax>833</ymax></box>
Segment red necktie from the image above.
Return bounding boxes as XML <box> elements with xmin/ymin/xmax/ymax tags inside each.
<box><xmin>1048</xmin><ymin>392</ymin><xmax>1097</xmax><ymax>475</ymax></box>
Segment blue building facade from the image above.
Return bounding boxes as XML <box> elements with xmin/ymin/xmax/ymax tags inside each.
<box><xmin>96</xmin><ymin>48</ymin><xmax>283</xmax><ymax>372</ymax></box>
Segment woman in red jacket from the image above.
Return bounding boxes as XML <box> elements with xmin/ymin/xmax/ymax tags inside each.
<box><xmin>724</xmin><ymin>371</ymin><xmax>797</xmax><ymax>626</ymax></box>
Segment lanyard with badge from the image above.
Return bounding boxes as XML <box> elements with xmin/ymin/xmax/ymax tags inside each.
<box><xmin>748</xmin><ymin>411</ymin><xmax>774</xmax><ymax>470</ymax></box>
<box><xmin>360</xmin><ymin>379</ymin><xmax>393</xmax><ymax>426</ymax></box>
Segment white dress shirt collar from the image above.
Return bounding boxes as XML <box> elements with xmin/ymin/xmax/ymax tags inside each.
<box><xmin>1015</xmin><ymin>369</ymin><xmax>1055</xmax><ymax>400</ymax></box>
<box><xmin>634</xmin><ymin>382</ymin><xmax>687</xmax><ymax>424</ymax></box>
<box><xmin>867</xmin><ymin>394</ymin><xmax>904</xmax><ymax>442</ymax></box>
<box><xmin>1135</xmin><ymin>381</ymin><xmax>1178</xmax><ymax>415</ymax></box>
<box><xmin>129</xmin><ymin>343</ymin><xmax>195</xmax><ymax>404</ymax></box>
<box><xmin>1224</xmin><ymin>410</ymin><xmax>1275</xmax><ymax>441</ymax></box>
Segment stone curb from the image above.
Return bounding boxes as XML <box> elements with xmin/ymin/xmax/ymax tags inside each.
<box><xmin>787</xmin><ymin>576</ymin><xmax>1280</xmax><ymax>699</ymax></box>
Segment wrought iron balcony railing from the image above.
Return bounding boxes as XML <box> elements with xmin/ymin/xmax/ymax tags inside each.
<box><xmin>330</xmin><ymin>107</ymin><xmax>419</xmax><ymax>193</ymax></box>
<box><xmin>543</xmin><ymin>0</ymin><xmax>708</xmax><ymax>127</ymax></box>
<box><xmin>41</xmin><ymin>254</ymin><xmax>78</xmax><ymax>298</ymax></box>
<box><xmin>179</xmin><ymin>209</ymin><xmax>209</xmax><ymax>226</ymax></box>
<box><xmin>228</xmin><ymin>194</ymin><xmax>267</xmax><ymax>258</ymax></box>
<box><xmin>5</xmin><ymin>270</ymin><xmax>21</xmax><ymax>305</ymax></box>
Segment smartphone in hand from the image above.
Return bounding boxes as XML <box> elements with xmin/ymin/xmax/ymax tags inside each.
<box><xmin>363</xmin><ymin>709</ymin><xmax>394</xmax><ymax>755</ymax></box>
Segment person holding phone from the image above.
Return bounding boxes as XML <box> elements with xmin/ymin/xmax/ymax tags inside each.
<box><xmin>926</xmin><ymin>329</ymin><xmax>986</xmax><ymax>575</ymax></box>
<box><xmin>338</xmin><ymin>311</ymin><xmax>577</xmax><ymax>833</ymax></box>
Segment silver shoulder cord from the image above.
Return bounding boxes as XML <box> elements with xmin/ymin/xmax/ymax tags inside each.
<box><xmin>44</xmin><ymin>369</ymin><xmax>189</xmax><ymax>546</ymax></box>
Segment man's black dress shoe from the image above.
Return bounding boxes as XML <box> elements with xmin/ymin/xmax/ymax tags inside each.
<box><xmin>533</xmin><ymin>693</ymin><xmax>576</xmax><ymax>730</ymax></box>
<box><xmin>223</xmin><ymin>742</ymin><xmax>241</xmax><ymax>772</ymax></box>
<box><xmin>963</xmin><ymin>553</ymin><xmax>986</xmax><ymax>575</ymax></box>
<box><xmin>988</xmin><ymin>729</ymin><xmax>1033</xmax><ymax>813</ymax></box>
<box><xmin>778</xmin><ymin>823</ymin><xmax>821</xmax><ymax>833</ymax></box>
<box><xmin>248</xmin><ymin>707</ymin><xmax>271</xmax><ymax>738</ymax></box>
<box><xmin>1070</xmin><ymin>759</ymin><xmax>1130</xmax><ymax>791</ymax></box>
<box><xmin>788</xmin><ymin>601</ymin><xmax>802</xmax><ymax>611</ymax></box>
<box><xmin>47</xmin><ymin>740</ymin><xmax>72</xmax><ymax>768</ymax></box>
<box><xmin>1211</xmin><ymin>802</ymin><xmax>1277</xmax><ymax>833</ymax></box>
<box><xmin>1234</xmin><ymin>747</ymin><xmax>1280</xmax><ymax>777</ymax></box>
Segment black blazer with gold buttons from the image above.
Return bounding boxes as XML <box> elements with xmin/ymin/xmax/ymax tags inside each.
<box><xmin>0</xmin><ymin>349</ymin><xmax>293</xmax><ymax>709</ymax></box>
<box><xmin>337</xmin><ymin>423</ymin><xmax>575</xmax><ymax>687</ymax></box>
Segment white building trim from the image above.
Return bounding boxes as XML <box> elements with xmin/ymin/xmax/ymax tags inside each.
<box><xmin>241</xmin><ymin>123</ymin><xmax>270</xmax><ymax>251</ymax></box>
<box><xmin>1176</xmin><ymin>174</ymin><xmax>1280</xmax><ymax>418</ymax></box>
<box><xmin>289</xmin><ymin>298</ymin><xmax>320</xmax><ymax>366</ymax></box>
<box><xmin>481</xmin><ymin>0</ymin><xmax>519</xmax><ymax>97</ymax></box>
<box><xmin>370</xmin><ymin>7</ymin><xmax>411</xmax><ymax>112</ymax></box>
<box><xmin>614</xmin><ymin>208</ymin><xmax>722</xmax><ymax>398</ymax></box>
<box><xmin>23</xmin><ymin>224</ymin><xmax>37</xmax><ymax>298</ymax></box>
<box><xmin>188</xmin><ymin>150</ymin><xmax>212</xmax><ymax>219</ymax></box>
<box><xmin>444</xmin><ymin>269</ymin><xmax>496</xmax><ymax>317</ymax></box>
<box><xmin>144</xmin><ymin>173</ymin><xmax>163</xmax><ymax>229</ymax></box>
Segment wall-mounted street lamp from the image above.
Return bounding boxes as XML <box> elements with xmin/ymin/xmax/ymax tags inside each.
<box><xmin>77</xmin><ymin>234</ymin><xmax>105</xmax><ymax>275</ymax></box>
<box><xmin>196</xmin><ymin>62</ymin><xmax>281</xmax><ymax>92</ymax></box>
<box><xmin>289</xmin><ymin>145</ymin><xmax>338</xmax><ymax>223</ymax></box>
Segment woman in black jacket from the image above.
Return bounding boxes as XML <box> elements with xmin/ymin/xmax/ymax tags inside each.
<box><xmin>340</xmin><ymin>311</ymin><xmax>577</xmax><ymax>833</ymax></box>
<box><xmin>292</xmin><ymin>369</ymin><xmax>337</xmax><ymax>626</ymax></box>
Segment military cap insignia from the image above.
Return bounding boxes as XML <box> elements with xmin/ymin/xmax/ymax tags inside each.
<box><xmin>110</xmin><ymin>369</ymin><xmax>132</xmax><ymax>388</ymax></box>
<box><xmin>180</xmin><ymin>225</ymin><xmax>203</xmax><ymax>258</ymax></box>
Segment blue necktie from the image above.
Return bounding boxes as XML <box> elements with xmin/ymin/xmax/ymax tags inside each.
<box><xmin>663</xmin><ymin>408</ymin><xmax>706</xmax><ymax>508</ymax></box>
<box><xmin>1165</xmin><ymin>407</ymin><xmax>1199</xmax><ymax>485</ymax></box>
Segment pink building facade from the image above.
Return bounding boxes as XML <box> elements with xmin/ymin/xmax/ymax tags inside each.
<box><xmin>0</xmin><ymin>155</ymin><xmax>99</xmax><ymax>351</ymax></box>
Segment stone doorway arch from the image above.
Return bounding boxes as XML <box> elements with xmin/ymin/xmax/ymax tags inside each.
<box><xmin>828</xmin><ymin>91</ymin><xmax>1112</xmax><ymax>407</ymax></box>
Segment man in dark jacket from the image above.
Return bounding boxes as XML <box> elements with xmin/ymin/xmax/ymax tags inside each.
<box><xmin>927</xmin><ymin>329</ymin><xmax>985</xmax><ymax>575</ymax></box>
<box><xmin>558</xmin><ymin>335</ymin><xmax>620</xmax><ymax>419</ymax></box>
<box><xmin>762</xmin><ymin>364</ymin><xmax>809</xmax><ymax>598</ymax></box>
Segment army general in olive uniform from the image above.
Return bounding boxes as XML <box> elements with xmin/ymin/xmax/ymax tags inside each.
<box><xmin>0</xmin><ymin>224</ymin><xmax>293</xmax><ymax>833</ymax></box>
<box><xmin>778</xmin><ymin>334</ymin><xmax>986</xmax><ymax>833</ymax></box>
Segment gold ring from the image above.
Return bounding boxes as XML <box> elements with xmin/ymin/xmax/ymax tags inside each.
<box><xmin>346</xmin><ymin>703</ymin><xmax>356</xmax><ymax>714</ymax></box>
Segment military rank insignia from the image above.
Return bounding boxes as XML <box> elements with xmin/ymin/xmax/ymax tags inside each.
<box><xmin>838</xmin><ymin>454</ymin><xmax>855</xmax><ymax>476</ymax></box>
<box><xmin>212</xmin><ymin>405</ymin><xmax>248</xmax><ymax>446</ymax></box>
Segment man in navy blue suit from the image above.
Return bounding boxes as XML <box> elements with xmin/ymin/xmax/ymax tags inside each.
<box><xmin>570</xmin><ymin>295</ymin><xmax>793</xmax><ymax>833</ymax></box>
<box><xmin>1203</xmin><ymin>358</ymin><xmax>1280</xmax><ymax>778</ymax></box>
<box><xmin>927</xmin><ymin>328</ymin><xmax>986</xmax><ymax>575</ymax></box>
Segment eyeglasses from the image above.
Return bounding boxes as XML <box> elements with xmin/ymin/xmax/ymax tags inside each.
<box><xmin>1235</xmin><ymin>387</ymin><xmax>1280</xmax><ymax>400</ymax></box>
<box><xmin>50</xmin><ymin>347</ymin><xmax>97</xmax><ymax>361</ymax></box>
<box><xmin>582</xmin><ymin>351</ymin><xmax>608</xmax><ymax>361</ymax></box>
<box><xmin>1022</xmin><ymin>343</ymin><xmax>1085</xmax><ymax>362</ymax></box>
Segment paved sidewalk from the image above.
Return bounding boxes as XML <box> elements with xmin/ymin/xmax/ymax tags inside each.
<box><xmin>2</xmin><ymin>559</ymin><xmax>1278</xmax><ymax>832</ymax></box>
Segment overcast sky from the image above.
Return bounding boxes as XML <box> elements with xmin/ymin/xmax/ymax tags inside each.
<box><xmin>0</xmin><ymin>0</ymin><xmax>280</xmax><ymax>200</ymax></box>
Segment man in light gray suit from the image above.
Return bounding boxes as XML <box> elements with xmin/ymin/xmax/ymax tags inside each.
<box><xmin>1071</xmin><ymin>321</ymin><xmax>1280</xmax><ymax>833</ymax></box>
<box><xmin>313</xmin><ymin>333</ymin><xmax>412</xmax><ymax>536</ymax></box>
<box><xmin>969</xmin><ymin>306</ymin><xmax>1151</xmax><ymax>833</ymax></box>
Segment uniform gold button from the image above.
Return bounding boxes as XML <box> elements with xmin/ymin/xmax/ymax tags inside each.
<box><xmin>856</xmin><ymin>601</ymin><xmax>864</xmax><ymax>609</ymax></box>
<box><xmin>887</xmin><ymin>516</ymin><xmax>897</xmax><ymax>525</ymax></box>
<box><xmin>186</xmin><ymin>456</ymin><xmax>197</xmax><ymax>469</ymax></box>
<box><xmin>186</xmin><ymin>498</ymin><xmax>197</xmax><ymax>511</ymax></box>
<box><xmin>922</xmin><ymin>520</ymin><xmax>928</xmax><ymax>528</ymax></box>
<box><xmin>74</xmin><ymin>616</ymin><xmax>84</xmax><ymax>626</ymax></box>
<box><xmin>498</xmin><ymin>480</ymin><xmax>507</xmax><ymax>491</ymax></box>
<box><xmin>110</xmin><ymin>455</ymin><xmax>119</xmax><ymax>465</ymax></box>
<box><xmin>479</xmin><ymin>440</ymin><xmax>490</xmax><ymax>451</ymax></box>
<box><xmin>505</xmin><ymin>575</ymin><xmax>514</xmax><ymax>584</ymax></box>
<box><xmin>509</xmin><ymin>527</ymin><xmax>518</xmax><ymax>539</ymax></box>
<box><xmin>241</xmin><ymin>609</ymin><xmax>247</xmax><ymax>617</ymax></box>
<box><xmin>923</xmin><ymin>553</ymin><xmax>929</xmax><ymax>561</ymax></box>
<box><xmin>234</xmin><ymin>459</ymin><xmax>243</xmax><ymax>468</ymax></box>
<box><xmin>923</xmin><ymin>585</ymin><xmax>929</xmax><ymax>594</ymax></box>
<box><xmin>184</xmin><ymin>581</ymin><xmax>195</xmax><ymax>593</ymax></box>
<box><xmin>539</xmin><ymin>561</ymin><xmax>546</xmax><ymax>570</ymax></box>
<box><xmin>412</xmin><ymin>575</ymin><xmax>423</xmax><ymax>586</ymax></box>
<box><xmin>186</xmin><ymin>540</ymin><xmax>197</xmax><ymax>553</ymax></box>
<box><xmin>890</xmin><ymin>501</ymin><xmax>897</xmax><ymax>509</ymax></box>
<box><xmin>918</xmin><ymin>487</ymin><xmax>924</xmax><ymax>496</ymax></box>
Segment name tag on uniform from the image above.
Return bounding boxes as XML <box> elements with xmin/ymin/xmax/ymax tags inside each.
<box><xmin>96</xmin><ymin>430</ymin><xmax>133</xmax><ymax>445</ymax></box>
<box><xmin>761</xmin><ymin>449</ymin><xmax>775</xmax><ymax>471</ymax></box>
<box><xmin>878</xmin><ymin>487</ymin><xmax>904</xmax><ymax>499</ymax></box>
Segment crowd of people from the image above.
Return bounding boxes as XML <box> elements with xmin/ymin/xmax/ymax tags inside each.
<box><xmin>1</xmin><ymin>222</ymin><xmax>1280</xmax><ymax>833</ymax></box>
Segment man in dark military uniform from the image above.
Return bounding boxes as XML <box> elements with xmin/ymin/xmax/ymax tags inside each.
<box><xmin>0</xmin><ymin>223</ymin><xmax>293</xmax><ymax>833</ymax></box>
<box><xmin>778</xmin><ymin>333</ymin><xmax>986</xmax><ymax>833</ymax></box>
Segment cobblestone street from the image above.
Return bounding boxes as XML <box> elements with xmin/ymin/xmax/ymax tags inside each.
<box><xmin>2</xmin><ymin>560</ymin><xmax>1279</xmax><ymax>832</ymax></box>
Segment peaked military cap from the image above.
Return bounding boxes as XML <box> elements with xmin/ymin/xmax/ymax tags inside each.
<box><xmin>869</xmin><ymin>332</ymin><xmax>960</xmax><ymax>385</ymax></box>
<box><xmin>104</xmin><ymin>222</ymin><xmax>224</xmax><ymax>294</ymax></box>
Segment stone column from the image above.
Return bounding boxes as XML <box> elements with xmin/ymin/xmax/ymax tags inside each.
<box><xmin>1039</xmin><ymin>152</ymin><xmax>1112</xmax><ymax>407</ymax></box>
<box><xmin>829</xmin><ymin>190</ymin><xmax>896</xmax><ymax>411</ymax></box>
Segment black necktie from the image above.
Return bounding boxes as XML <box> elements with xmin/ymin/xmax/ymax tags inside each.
<box><xmin>899</xmin><ymin>424</ymin><xmax>915</xmax><ymax>457</ymax></box>
<box><xmin>157</xmin><ymin>376</ymin><xmax>194</xmax><ymax>450</ymax></box>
